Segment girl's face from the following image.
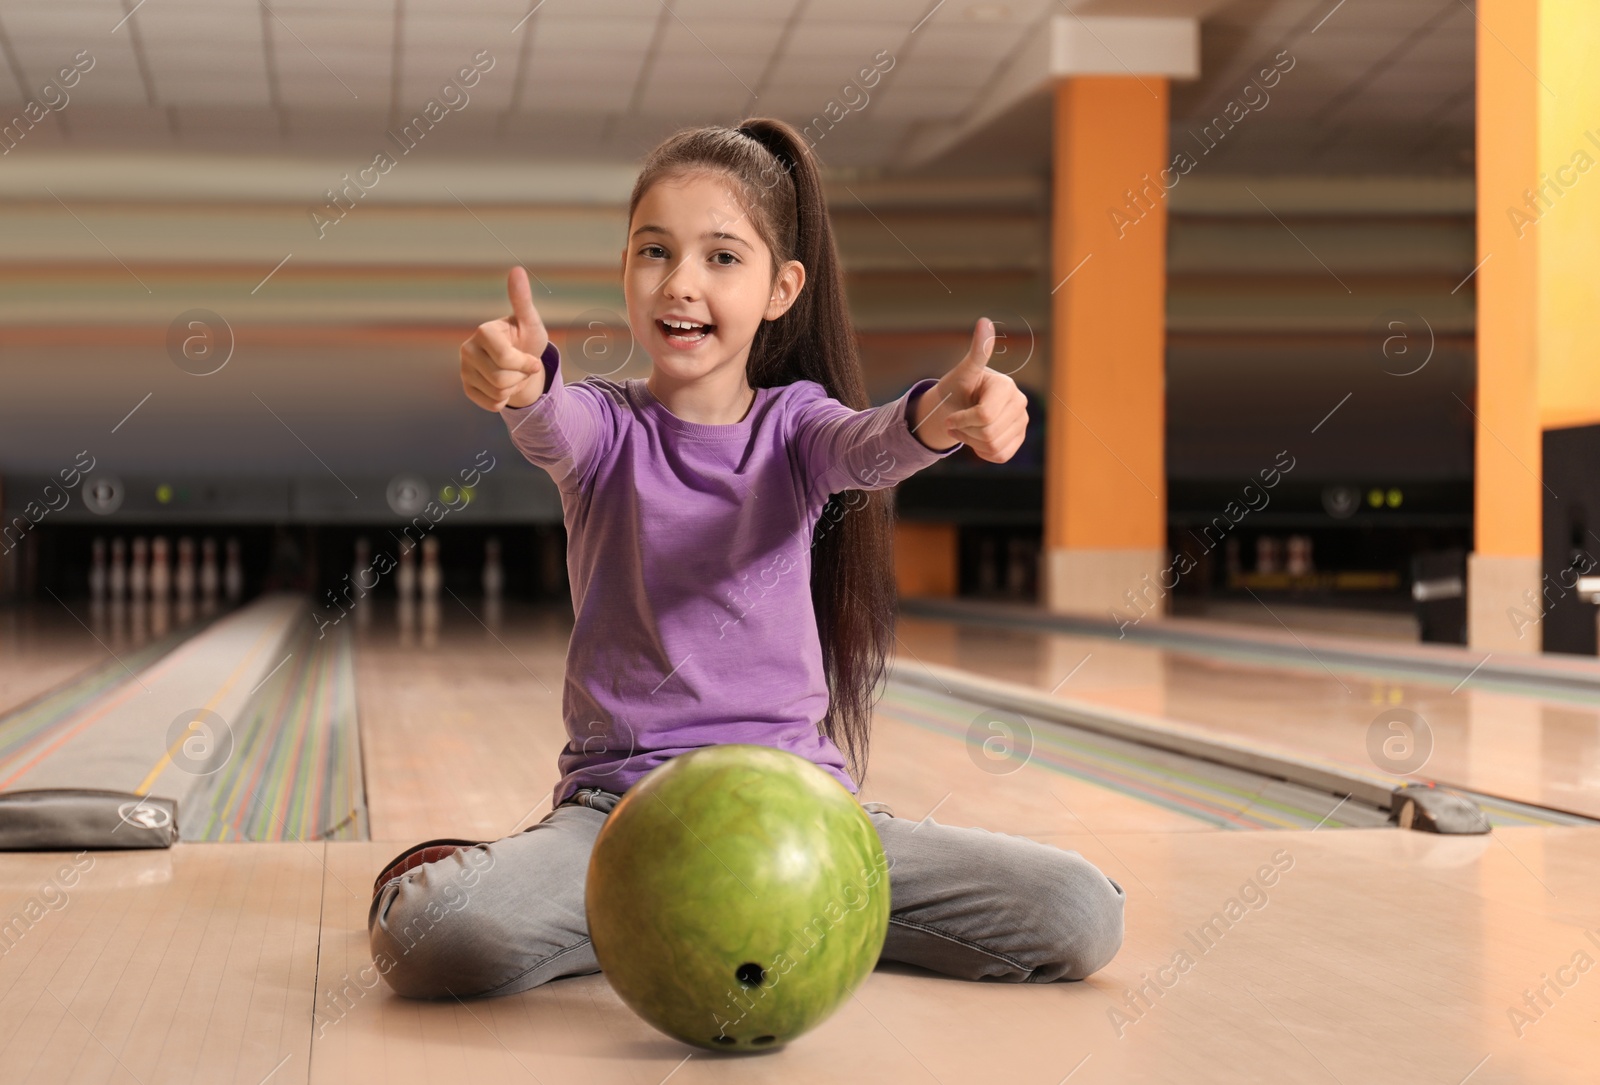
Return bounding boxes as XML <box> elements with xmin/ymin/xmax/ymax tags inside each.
<box><xmin>624</xmin><ymin>170</ymin><xmax>804</xmax><ymax>389</ymax></box>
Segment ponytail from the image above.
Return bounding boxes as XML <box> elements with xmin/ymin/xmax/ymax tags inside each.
<box><xmin>626</xmin><ymin>117</ymin><xmax>895</xmax><ymax>786</ymax></box>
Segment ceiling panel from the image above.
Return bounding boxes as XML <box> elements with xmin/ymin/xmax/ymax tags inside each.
<box><xmin>527</xmin><ymin>0</ymin><xmax>655</xmax><ymax>16</ymax></box>
<box><xmin>0</xmin><ymin>0</ymin><xmax>1476</xmax><ymax>174</ymax></box>
<box><xmin>805</xmin><ymin>0</ymin><xmax>941</xmax><ymax>20</ymax></box>
<box><xmin>1312</xmin><ymin>0</ymin><xmax>1470</xmax><ymax>31</ymax></box>
<box><xmin>133</xmin><ymin>8</ymin><xmax>262</xmax><ymax>48</ymax></box>
<box><xmin>44</xmin><ymin>104</ymin><xmax>170</xmax><ymax>134</ymax></box>
<box><xmin>851</xmin><ymin>55</ymin><xmax>992</xmax><ymax>91</ymax></box>
<box><xmin>657</xmin><ymin>16</ymin><xmax>789</xmax><ymax>56</ymax></box>
<box><xmin>266</xmin><ymin>43</ymin><xmax>390</xmax><ymax>71</ymax></box>
<box><xmin>173</xmin><ymin>106</ymin><xmax>285</xmax><ymax>143</ymax></box>
<box><xmin>267</xmin><ymin>0</ymin><xmax>398</xmax><ymax>12</ymax></box>
<box><xmin>155</xmin><ymin>81</ymin><xmax>272</xmax><ymax>109</ymax></box>
<box><xmin>514</xmin><ymin>52</ymin><xmax>649</xmax><ymax>84</ymax></box>
<box><xmin>646</xmin><ymin>50</ymin><xmax>766</xmax><ymax>86</ymax></box>
<box><xmin>4</xmin><ymin>15</ymin><xmax>124</xmax><ymax>46</ymax></box>
<box><xmin>264</xmin><ymin>12</ymin><xmax>392</xmax><ymax>45</ymax></box>
<box><xmin>3</xmin><ymin>37</ymin><xmax>135</xmax><ymax>75</ymax></box>
<box><xmin>532</xmin><ymin>16</ymin><xmax>659</xmax><ymax>53</ymax></box>
<box><xmin>405</xmin><ymin>0</ymin><xmax>533</xmax><ymax>15</ymax></box>
<box><xmin>668</xmin><ymin>0</ymin><xmax>797</xmax><ymax>18</ymax></box>
<box><xmin>397</xmin><ymin>77</ymin><xmax>516</xmax><ymax>112</ymax></box>
<box><xmin>903</xmin><ymin>19</ymin><xmax>1031</xmax><ymax>58</ymax></box>
<box><xmin>764</xmin><ymin>53</ymin><xmax>891</xmax><ymax>89</ymax></box>
<box><xmin>45</xmin><ymin>77</ymin><xmax>151</xmax><ymax>110</ymax></box>
<box><xmin>7</xmin><ymin>48</ymin><xmax>145</xmax><ymax>102</ymax></box>
<box><xmin>516</xmin><ymin>78</ymin><xmax>634</xmax><ymax>113</ymax></box>
<box><xmin>753</xmin><ymin>83</ymin><xmax>856</xmax><ymax>116</ymax></box>
<box><xmin>402</xmin><ymin>13</ymin><xmax>512</xmax><ymax>44</ymax></box>
<box><xmin>872</xmin><ymin>85</ymin><xmax>973</xmax><ymax>120</ymax></box>
<box><xmin>786</xmin><ymin>22</ymin><xmax>913</xmax><ymax>57</ymax></box>
<box><xmin>637</xmin><ymin>79</ymin><xmax>753</xmax><ymax>116</ymax></box>
<box><xmin>1207</xmin><ymin>0</ymin><xmax>1322</xmax><ymax>28</ymax></box>
<box><xmin>270</xmin><ymin>80</ymin><xmax>382</xmax><ymax>111</ymax></box>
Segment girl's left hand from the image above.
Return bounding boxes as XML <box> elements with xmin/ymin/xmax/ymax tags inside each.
<box><xmin>912</xmin><ymin>318</ymin><xmax>1029</xmax><ymax>462</ymax></box>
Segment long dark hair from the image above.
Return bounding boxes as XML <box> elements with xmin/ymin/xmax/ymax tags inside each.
<box><xmin>626</xmin><ymin>117</ymin><xmax>895</xmax><ymax>786</ymax></box>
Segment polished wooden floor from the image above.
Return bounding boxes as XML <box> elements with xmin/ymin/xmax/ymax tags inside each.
<box><xmin>1</xmin><ymin>601</ymin><xmax>1597</xmax><ymax>1083</ymax></box>
<box><xmin>0</xmin><ymin>609</ymin><xmax>106</xmax><ymax>725</ymax></box>
<box><xmin>896</xmin><ymin>614</ymin><xmax>1600</xmax><ymax>819</ymax></box>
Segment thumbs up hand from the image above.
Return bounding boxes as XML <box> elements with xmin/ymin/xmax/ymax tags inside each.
<box><xmin>460</xmin><ymin>266</ymin><xmax>550</xmax><ymax>411</ymax></box>
<box><xmin>910</xmin><ymin>318</ymin><xmax>1029</xmax><ymax>461</ymax></box>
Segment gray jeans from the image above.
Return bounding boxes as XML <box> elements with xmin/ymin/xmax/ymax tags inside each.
<box><xmin>368</xmin><ymin>788</ymin><xmax>1126</xmax><ymax>999</ymax></box>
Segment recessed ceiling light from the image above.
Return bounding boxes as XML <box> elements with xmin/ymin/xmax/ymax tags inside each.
<box><xmin>963</xmin><ymin>3</ymin><xmax>1010</xmax><ymax>21</ymax></box>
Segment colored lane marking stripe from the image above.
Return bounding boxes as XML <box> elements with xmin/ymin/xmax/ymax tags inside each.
<box><xmin>0</xmin><ymin>622</ymin><xmax>208</xmax><ymax>769</ymax></box>
<box><xmin>134</xmin><ymin>610</ymin><xmax>291</xmax><ymax>796</ymax></box>
<box><xmin>0</xmin><ymin>609</ymin><xmax>260</xmax><ymax>791</ymax></box>
<box><xmin>879</xmin><ymin>685</ymin><xmax>1355</xmax><ymax>830</ymax></box>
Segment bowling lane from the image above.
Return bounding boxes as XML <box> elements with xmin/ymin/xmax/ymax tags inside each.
<box><xmin>353</xmin><ymin>599</ymin><xmax>571</xmax><ymax>843</ymax></box>
<box><xmin>0</xmin><ymin>843</ymin><xmax>324</xmax><ymax>1084</ymax></box>
<box><xmin>895</xmin><ymin>613</ymin><xmax>1600</xmax><ymax>820</ymax></box>
<box><xmin>0</xmin><ymin>606</ymin><xmax>113</xmax><ymax>717</ymax></box>
<box><xmin>3</xmin><ymin>789</ymin><xmax>1591</xmax><ymax>1083</ymax></box>
<box><xmin>0</xmin><ymin>596</ymin><xmax>301</xmax><ymax>803</ymax></box>
<box><xmin>352</xmin><ymin>605</ymin><xmax>1360</xmax><ymax>845</ymax></box>
<box><xmin>300</xmin><ymin>828</ymin><xmax>1600</xmax><ymax>1084</ymax></box>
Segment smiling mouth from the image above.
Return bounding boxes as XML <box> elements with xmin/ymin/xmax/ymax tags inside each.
<box><xmin>658</xmin><ymin>319</ymin><xmax>714</xmax><ymax>343</ymax></box>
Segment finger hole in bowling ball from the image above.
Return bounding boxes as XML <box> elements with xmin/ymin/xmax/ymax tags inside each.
<box><xmin>712</xmin><ymin>1035</ymin><xmax>737</xmax><ymax>1045</ymax></box>
<box><xmin>735</xmin><ymin>962</ymin><xmax>765</xmax><ymax>987</ymax></box>
<box><xmin>753</xmin><ymin>1035</ymin><xmax>776</xmax><ymax>1045</ymax></box>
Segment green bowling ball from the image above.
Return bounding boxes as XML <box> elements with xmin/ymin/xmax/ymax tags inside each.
<box><xmin>585</xmin><ymin>744</ymin><xmax>891</xmax><ymax>1052</ymax></box>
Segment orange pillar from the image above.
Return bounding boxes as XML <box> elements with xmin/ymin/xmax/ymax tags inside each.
<box><xmin>1469</xmin><ymin>0</ymin><xmax>1543</xmax><ymax>652</ymax></box>
<box><xmin>1469</xmin><ymin>0</ymin><xmax>1600</xmax><ymax>652</ymax></box>
<box><xmin>893</xmin><ymin>522</ymin><xmax>957</xmax><ymax>598</ymax></box>
<box><xmin>1043</xmin><ymin>76</ymin><xmax>1169</xmax><ymax>618</ymax></box>
<box><xmin>1535</xmin><ymin>0</ymin><xmax>1600</xmax><ymax>430</ymax></box>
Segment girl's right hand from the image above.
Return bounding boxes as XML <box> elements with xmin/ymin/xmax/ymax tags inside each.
<box><xmin>460</xmin><ymin>266</ymin><xmax>550</xmax><ymax>411</ymax></box>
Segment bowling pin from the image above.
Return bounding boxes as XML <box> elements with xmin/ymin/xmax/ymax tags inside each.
<box><xmin>224</xmin><ymin>537</ymin><xmax>244</xmax><ymax>604</ymax></box>
<box><xmin>175</xmin><ymin>537</ymin><xmax>196</xmax><ymax>625</ymax></box>
<box><xmin>483</xmin><ymin>536</ymin><xmax>504</xmax><ymax>632</ymax></box>
<box><xmin>200</xmin><ymin>537</ymin><xmax>220</xmax><ymax>612</ymax></box>
<box><xmin>1256</xmin><ymin>535</ymin><xmax>1281</xmax><ymax>575</ymax></box>
<box><xmin>175</xmin><ymin>537</ymin><xmax>196</xmax><ymax>603</ymax></box>
<box><xmin>395</xmin><ymin>541</ymin><xmax>417</xmax><ymax>646</ymax></box>
<box><xmin>420</xmin><ymin>537</ymin><xmax>442</xmax><ymax>647</ymax></box>
<box><xmin>89</xmin><ymin>537</ymin><xmax>108</xmax><ymax>633</ymax></box>
<box><xmin>1286</xmin><ymin>535</ymin><xmax>1312</xmax><ymax>577</ymax></box>
<box><xmin>130</xmin><ymin>537</ymin><xmax>149</xmax><ymax>600</ymax></box>
<box><xmin>129</xmin><ymin>537</ymin><xmax>149</xmax><ymax>645</ymax></box>
<box><xmin>352</xmin><ymin>536</ymin><xmax>371</xmax><ymax>584</ymax></box>
<box><xmin>420</xmin><ymin>536</ymin><xmax>442</xmax><ymax>603</ymax></box>
<box><xmin>395</xmin><ymin>543</ymin><xmax>417</xmax><ymax>601</ymax></box>
<box><xmin>89</xmin><ymin>537</ymin><xmax>107</xmax><ymax>603</ymax></box>
<box><xmin>352</xmin><ymin>536</ymin><xmax>373</xmax><ymax>630</ymax></box>
<box><xmin>149</xmin><ymin>536</ymin><xmax>171</xmax><ymax>602</ymax></box>
<box><xmin>109</xmin><ymin>537</ymin><xmax>127</xmax><ymax>601</ymax></box>
<box><xmin>150</xmin><ymin>538</ymin><xmax>171</xmax><ymax>636</ymax></box>
<box><xmin>482</xmin><ymin>536</ymin><xmax>505</xmax><ymax>598</ymax></box>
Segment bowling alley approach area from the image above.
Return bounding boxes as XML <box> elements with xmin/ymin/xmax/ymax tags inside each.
<box><xmin>4</xmin><ymin>1</ymin><xmax>1600</xmax><ymax>1083</ymax></box>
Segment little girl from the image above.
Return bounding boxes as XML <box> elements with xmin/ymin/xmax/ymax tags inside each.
<box><xmin>369</xmin><ymin>118</ymin><xmax>1124</xmax><ymax>1002</ymax></box>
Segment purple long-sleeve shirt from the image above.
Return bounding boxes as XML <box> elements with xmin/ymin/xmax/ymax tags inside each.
<box><xmin>501</xmin><ymin>342</ymin><xmax>956</xmax><ymax>807</ymax></box>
